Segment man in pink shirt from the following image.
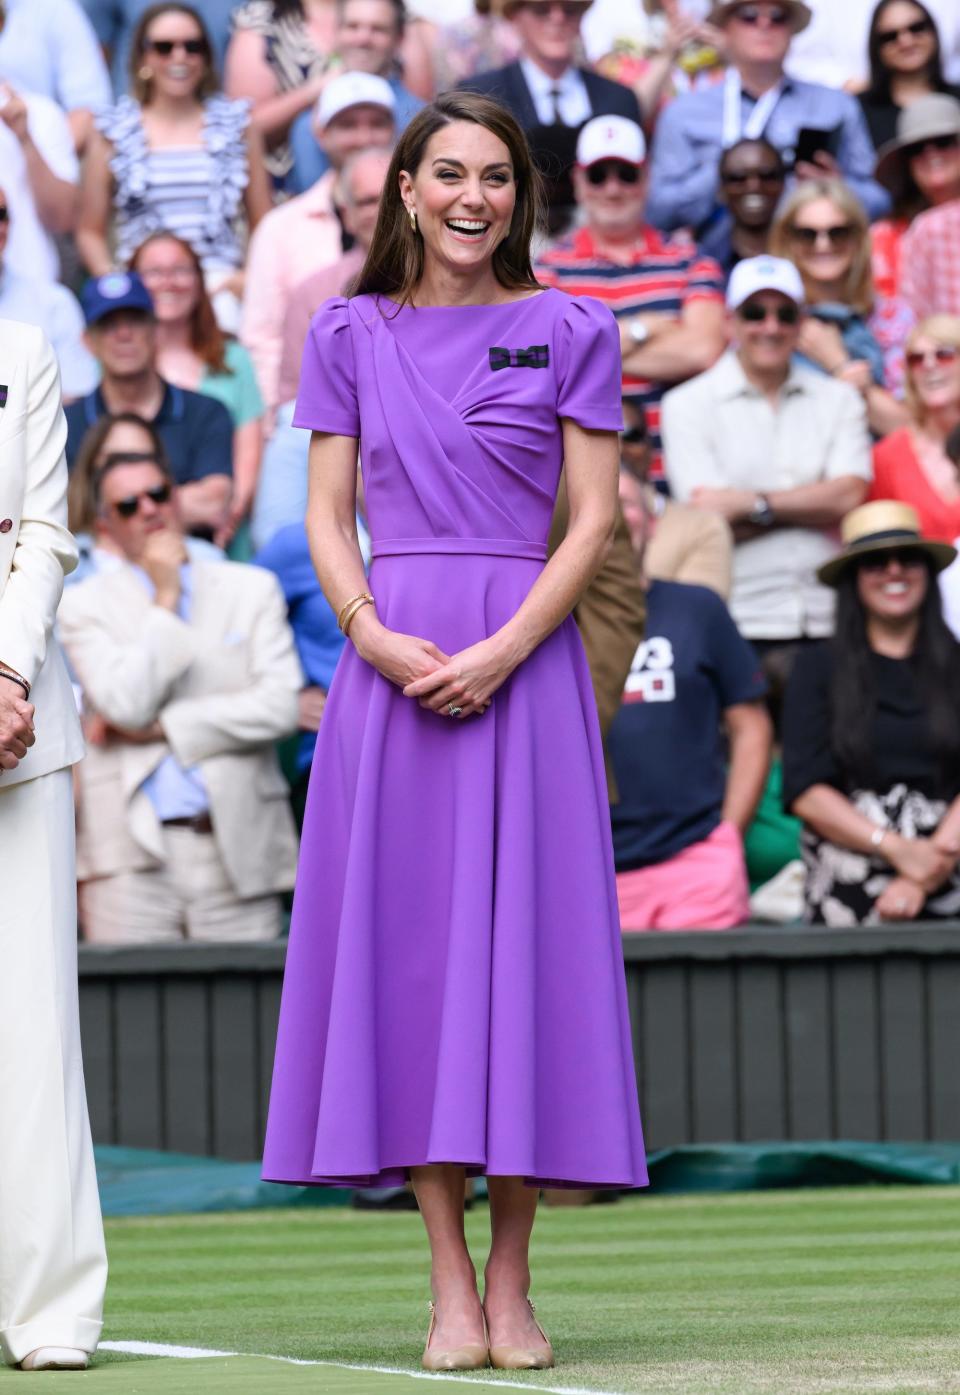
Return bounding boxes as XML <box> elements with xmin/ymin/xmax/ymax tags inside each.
<box><xmin>241</xmin><ymin>72</ymin><xmax>396</xmax><ymax>409</ymax></box>
<box><xmin>275</xmin><ymin>145</ymin><xmax>392</xmax><ymax>410</ymax></box>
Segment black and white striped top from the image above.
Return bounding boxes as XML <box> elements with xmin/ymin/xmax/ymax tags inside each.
<box><xmin>230</xmin><ymin>0</ymin><xmax>329</xmax><ymax>180</ymax></box>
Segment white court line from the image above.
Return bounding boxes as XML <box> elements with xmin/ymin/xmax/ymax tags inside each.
<box><xmin>99</xmin><ymin>1340</ymin><xmax>627</xmax><ymax>1395</ymax></box>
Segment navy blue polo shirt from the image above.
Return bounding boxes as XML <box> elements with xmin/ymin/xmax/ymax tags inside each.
<box><xmin>65</xmin><ymin>380</ymin><xmax>233</xmax><ymax>482</ymax></box>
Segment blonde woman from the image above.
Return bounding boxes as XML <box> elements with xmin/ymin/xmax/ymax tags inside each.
<box><xmin>770</xmin><ymin>177</ymin><xmax>909</xmax><ymax>436</ymax></box>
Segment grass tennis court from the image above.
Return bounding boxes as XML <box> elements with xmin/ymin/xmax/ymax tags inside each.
<box><xmin>4</xmin><ymin>1185</ymin><xmax>958</xmax><ymax>1394</ymax></box>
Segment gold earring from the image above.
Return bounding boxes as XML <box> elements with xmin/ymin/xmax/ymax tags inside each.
<box><xmin>138</xmin><ymin>65</ymin><xmax>153</xmax><ymax>82</ymax></box>
<box><xmin>408</xmin><ymin>207</ymin><xmax>417</xmax><ymax>232</ymax></box>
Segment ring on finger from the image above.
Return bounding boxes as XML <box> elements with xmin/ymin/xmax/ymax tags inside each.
<box><xmin>447</xmin><ymin>702</ymin><xmax>463</xmax><ymax>718</ymax></box>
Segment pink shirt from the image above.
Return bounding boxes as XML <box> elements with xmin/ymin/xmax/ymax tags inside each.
<box><xmin>900</xmin><ymin>199</ymin><xmax>960</xmax><ymax>321</ymax></box>
<box><xmin>240</xmin><ymin>172</ymin><xmax>343</xmax><ymax>408</ymax></box>
<box><xmin>275</xmin><ymin>248</ymin><xmax>365</xmax><ymax>410</ymax></box>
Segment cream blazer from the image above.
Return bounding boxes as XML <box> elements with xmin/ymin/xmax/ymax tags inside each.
<box><xmin>58</xmin><ymin>559</ymin><xmax>304</xmax><ymax>898</ymax></box>
<box><xmin>0</xmin><ymin>319</ymin><xmax>83</xmax><ymax>787</ymax></box>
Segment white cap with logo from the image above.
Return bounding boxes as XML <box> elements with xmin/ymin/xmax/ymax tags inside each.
<box><xmin>726</xmin><ymin>255</ymin><xmax>806</xmax><ymax>311</ymax></box>
<box><xmin>317</xmin><ymin>71</ymin><xmax>396</xmax><ymax>129</ymax></box>
<box><xmin>576</xmin><ymin>115</ymin><xmax>646</xmax><ymax>169</ymax></box>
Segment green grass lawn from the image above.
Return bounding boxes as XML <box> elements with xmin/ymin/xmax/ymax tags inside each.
<box><xmin>5</xmin><ymin>1186</ymin><xmax>959</xmax><ymax>1394</ymax></box>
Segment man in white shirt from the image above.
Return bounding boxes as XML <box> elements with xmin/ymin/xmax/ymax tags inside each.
<box><xmin>786</xmin><ymin>0</ymin><xmax>960</xmax><ymax>89</ymax></box>
<box><xmin>0</xmin><ymin>82</ymin><xmax>78</xmax><ymax>283</ymax></box>
<box><xmin>0</xmin><ymin>184</ymin><xmax>96</xmax><ymax>400</ymax></box>
<box><xmin>0</xmin><ymin>0</ymin><xmax>110</xmax><ymax>149</ymax></box>
<box><xmin>662</xmin><ymin>256</ymin><xmax>871</xmax><ymax>711</ymax></box>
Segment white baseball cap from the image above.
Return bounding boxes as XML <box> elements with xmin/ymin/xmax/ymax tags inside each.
<box><xmin>726</xmin><ymin>255</ymin><xmax>806</xmax><ymax>311</ymax></box>
<box><xmin>317</xmin><ymin>72</ymin><xmax>396</xmax><ymax>129</ymax></box>
<box><xmin>576</xmin><ymin>115</ymin><xmax>646</xmax><ymax>169</ymax></box>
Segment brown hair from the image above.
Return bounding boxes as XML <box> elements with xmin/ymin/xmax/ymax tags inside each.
<box><xmin>69</xmin><ymin>413</ymin><xmax>173</xmax><ymax>535</ymax></box>
<box><xmin>353</xmin><ymin>90</ymin><xmax>545</xmax><ymax>307</ymax></box>
<box><xmin>769</xmin><ymin>177</ymin><xmax>874</xmax><ymax>315</ymax></box>
<box><xmin>903</xmin><ymin>315</ymin><xmax>960</xmax><ymax>424</ymax></box>
<box><xmin>130</xmin><ymin>232</ymin><xmax>228</xmax><ymax>374</ymax></box>
<box><xmin>129</xmin><ymin>3</ymin><xmax>218</xmax><ymax>104</ymax></box>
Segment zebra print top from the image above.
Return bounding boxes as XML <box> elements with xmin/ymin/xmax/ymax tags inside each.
<box><xmin>230</xmin><ymin>0</ymin><xmax>330</xmax><ymax>179</ymax></box>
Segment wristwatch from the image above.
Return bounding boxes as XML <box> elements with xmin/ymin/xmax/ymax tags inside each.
<box><xmin>627</xmin><ymin>318</ymin><xmax>650</xmax><ymax>347</ymax></box>
<box><xmin>749</xmin><ymin>494</ymin><xmax>774</xmax><ymax>528</ymax></box>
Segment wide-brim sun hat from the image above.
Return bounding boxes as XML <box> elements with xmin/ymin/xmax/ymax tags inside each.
<box><xmin>875</xmin><ymin>93</ymin><xmax>960</xmax><ymax>198</ymax></box>
<box><xmin>707</xmin><ymin>1</ymin><xmax>812</xmax><ymax>32</ymax></box>
<box><xmin>817</xmin><ymin>500</ymin><xmax>957</xmax><ymax>587</ymax></box>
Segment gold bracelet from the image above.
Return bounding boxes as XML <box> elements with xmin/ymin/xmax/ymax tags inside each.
<box><xmin>337</xmin><ymin>590</ymin><xmax>374</xmax><ymax>631</ymax></box>
<box><xmin>342</xmin><ymin>596</ymin><xmax>374</xmax><ymax>637</ymax></box>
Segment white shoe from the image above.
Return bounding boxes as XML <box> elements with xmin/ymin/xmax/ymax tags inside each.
<box><xmin>19</xmin><ymin>1348</ymin><xmax>89</xmax><ymax>1371</ymax></box>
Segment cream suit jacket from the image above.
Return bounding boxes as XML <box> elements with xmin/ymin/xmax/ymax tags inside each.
<box><xmin>58</xmin><ymin>559</ymin><xmax>303</xmax><ymax>899</ymax></box>
<box><xmin>0</xmin><ymin>319</ymin><xmax>83</xmax><ymax>787</ymax></box>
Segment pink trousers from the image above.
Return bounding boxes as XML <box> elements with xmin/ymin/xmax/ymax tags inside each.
<box><xmin>616</xmin><ymin>820</ymin><xmax>750</xmax><ymax>932</ymax></box>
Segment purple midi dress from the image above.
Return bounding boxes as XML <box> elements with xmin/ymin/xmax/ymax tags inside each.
<box><xmin>261</xmin><ymin>287</ymin><xmax>648</xmax><ymax>1190</ymax></box>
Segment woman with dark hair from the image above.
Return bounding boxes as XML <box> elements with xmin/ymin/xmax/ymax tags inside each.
<box><xmin>78</xmin><ymin>3</ymin><xmax>271</xmax><ymax>328</ymax></box>
<box><xmin>859</xmin><ymin>0</ymin><xmax>958</xmax><ymax>149</ymax></box>
<box><xmin>782</xmin><ymin>499</ymin><xmax>960</xmax><ymax>926</ymax></box>
<box><xmin>261</xmin><ymin>90</ymin><xmax>646</xmax><ymax>1371</ymax></box>
<box><xmin>131</xmin><ymin>232</ymin><xmax>264</xmax><ymax>541</ymax></box>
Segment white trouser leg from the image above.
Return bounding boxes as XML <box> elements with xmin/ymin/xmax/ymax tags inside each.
<box><xmin>0</xmin><ymin>770</ymin><xmax>107</xmax><ymax>1365</ymax></box>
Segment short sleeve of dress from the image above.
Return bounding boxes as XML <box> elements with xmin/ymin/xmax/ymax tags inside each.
<box><xmin>555</xmin><ymin>295</ymin><xmax>624</xmax><ymax>432</ymax></box>
<box><xmin>292</xmin><ymin>297</ymin><xmax>360</xmax><ymax>438</ymax></box>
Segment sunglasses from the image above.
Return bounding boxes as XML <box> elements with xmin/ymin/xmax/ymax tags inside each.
<box><xmin>877</xmin><ymin>16</ymin><xmax>932</xmax><ymax>46</ymax></box>
<box><xmin>738</xmin><ymin>301</ymin><xmax>800</xmax><ymax>325</ymax></box>
<box><xmin>722</xmin><ymin>167</ymin><xmax>783</xmax><ymax>187</ymax></box>
<box><xmin>906</xmin><ymin>132</ymin><xmax>960</xmax><ymax>160</ymax></box>
<box><xmin>789</xmin><ymin>222</ymin><xmax>855</xmax><ymax>248</ymax></box>
<box><xmin>585</xmin><ymin>160</ymin><xmax>642</xmax><ymax>185</ymax></box>
<box><xmin>905</xmin><ymin>344</ymin><xmax>959</xmax><ymax>370</ymax></box>
<box><xmin>858</xmin><ymin>549</ymin><xmax>928</xmax><ymax>572</ymax></box>
<box><xmin>111</xmin><ymin>483</ymin><xmax>173</xmax><ymax>518</ymax></box>
<box><xmin>520</xmin><ymin>1</ymin><xmax>588</xmax><ymax>16</ymax></box>
<box><xmin>145</xmin><ymin>37</ymin><xmax>206</xmax><ymax>56</ymax></box>
<box><xmin>731</xmin><ymin>4</ymin><xmax>791</xmax><ymax>27</ymax></box>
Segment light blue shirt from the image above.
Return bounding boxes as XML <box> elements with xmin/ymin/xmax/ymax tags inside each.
<box><xmin>646</xmin><ymin>74</ymin><xmax>890</xmax><ymax>233</ymax></box>
<box><xmin>0</xmin><ymin>0</ymin><xmax>111</xmax><ymax>112</ymax></box>
<box><xmin>0</xmin><ymin>266</ymin><xmax>98</xmax><ymax>400</ymax></box>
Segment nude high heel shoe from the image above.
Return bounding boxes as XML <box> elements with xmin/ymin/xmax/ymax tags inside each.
<box><xmin>421</xmin><ymin>1301</ymin><xmax>490</xmax><ymax>1371</ymax></box>
<box><xmin>488</xmin><ymin>1299</ymin><xmax>555</xmax><ymax>1370</ymax></box>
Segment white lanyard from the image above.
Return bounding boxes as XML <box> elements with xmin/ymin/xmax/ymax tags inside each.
<box><xmin>722</xmin><ymin>67</ymin><xmax>786</xmax><ymax>149</ymax></box>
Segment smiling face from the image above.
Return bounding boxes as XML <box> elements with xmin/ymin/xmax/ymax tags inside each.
<box><xmin>874</xmin><ymin>0</ymin><xmax>937</xmax><ymax>76</ymax></box>
<box><xmin>908</xmin><ymin>131</ymin><xmax>960</xmax><ymax>204</ymax></box>
<box><xmin>906</xmin><ymin>330</ymin><xmax>960</xmax><ymax>415</ymax></box>
<box><xmin>572</xmin><ymin>158</ymin><xmax>646</xmax><ymax>239</ymax></box>
<box><xmin>786</xmin><ymin>195</ymin><xmax>858</xmax><ymax>292</ymax></box>
<box><xmin>734</xmin><ymin>290</ymin><xmax>802</xmax><ymax>376</ymax></box>
<box><xmin>140</xmin><ymin>8</ymin><xmax>209</xmax><ymax>102</ymax></box>
<box><xmin>134</xmin><ymin>236</ymin><xmax>200</xmax><ymax>326</ymax></box>
<box><xmin>720</xmin><ymin>142</ymin><xmax>785</xmax><ymax>228</ymax></box>
<box><xmin>399</xmin><ymin>120</ymin><xmax>517</xmax><ymax>277</ymax></box>
<box><xmin>856</xmin><ymin>550</ymin><xmax>929</xmax><ymax>625</ymax></box>
<box><xmin>337</xmin><ymin>0</ymin><xmax>400</xmax><ymax>75</ymax></box>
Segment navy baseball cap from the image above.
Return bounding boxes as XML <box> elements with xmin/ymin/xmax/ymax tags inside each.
<box><xmin>81</xmin><ymin>271</ymin><xmax>155</xmax><ymax>327</ymax></box>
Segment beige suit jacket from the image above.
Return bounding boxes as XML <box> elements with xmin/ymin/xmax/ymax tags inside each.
<box><xmin>58</xmin><ymin>560</ymin><xmax>303</xmax><ymax>898</ymax></box>
<box><xmin>0</xmin><ymin>319</ymin><xmax>83</xmax><ymax>787</ymax></box>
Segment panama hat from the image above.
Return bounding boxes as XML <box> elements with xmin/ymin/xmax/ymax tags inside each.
<box><xmin>875</xmin><ymin>94</ymin><xmax>960</xmax><ymax>198</ymax></box>
<box><xmin>707</xmin><ymin>1</ymin><xmax>812</xmax><ymax>32</ymax></box>
<box><xmin>816</xmin><ymin>500</ymin><xmax>956</xmax><ymax>587</ymax></box>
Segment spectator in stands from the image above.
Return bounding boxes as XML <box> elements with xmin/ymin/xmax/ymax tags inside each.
<box><xmin>78</xmin><ymin>3</ymin><xmax>271</xmax><ymax>331</ymax></box>
<box><xmin>0</xmin><ymin>0</ymin><xmax>110</xmax><ymax>151</ymax></box>
<box><xmin>0</xmin><ymin>183</ymin><xmax>97</xmax><ymax>400</ymax></box>
<box><xmin>662</xmin><ymin>256</ymin><xmax>872</xmax><ymax>710</ymax></box>
<box><xmin>241</xmin><ymin>71</ymin><xmax>395</xmax><ymax>406</ymax></box>
<box><xmin>536</xmin><ymin>114</ymin><xmax>725</xmax><ymax>477</ymax></box>
<box><xmin>873</xmin><ymin>95</ymin><xmax>960</xmax><ymax>299</ymax></box>
<box><xmin>609</xmin><ymin>482</ymin><xmax>772</xmax><ymax>931</ymax></box>
<box><xmin>786</xmin><ymin>0</ymin><xmax>960</xmax><ymax>94</ymax></box>
<box><xmin>0</xmin><ymin>75</ymin><xmax>80</xmax><ymax>284</ymax></box>
<box><xmin>589</xmin><ymin>0</ymin><xmax>726</xmax><ymax>122</ymax></box>
<box><xmin>898</xmin><ymin>108</ymin><xmax>960</xmax><ymax>319</ymax></box>
<box><xmin>783</xmin><ymin>499</ymin><xmax>960</xmax><ymax>925</ymax></box>
<box><xmin>645</xmin><ymin>1</ymin><xmax>890</xmax><ymax>234</ymax></box>
<box><xmin>82</xmin><ymin>0</ymin><xmax>237</xmax><ymax>98</ymax></box>
<box><xmin>275</xmin><ymin>143</ymin><xmax>391</xmax><ymax>409</ymax></box>
<box><xmin>618</xmin><ymin>404</ymin><xmax>733</xmax><ymax>597</ymax></box>
<box><xmin>288</xmin><ymin>0</ymin><xmax>421</xmax><ymax>193</ymax></box>
<box><xmin>858</xmin><ymin>0</ymin><xmax>959</xmax><ymax>150</ymax></box>
<box><xmin>59</xmin><ymin>443</ymin><xmax>303</xmax><ymax>944</ymax></box>
<box><xmin>769</xmin><ymin>178</ymin><xmax>909</xmax><ymax>435</ymax></box>
<box><xmin>699</xmin><ymin>137</ymin><xmax>786</xmax><ymax>277</ymax></box>
<box><xmin>225</xmin><ymin>0</ymin><xmax>338</xmax><ymax>187</ymax></box>
<box><xmin>417</xmin><ymin>0</ymin><xmax>522</xmax><ymax>97</ymax></box>
<box><xmin>67</xmin><ymin>272</ymin><xmax>234</xmax><ymax>540</ymax></box>
<box><xmin>131</xmin><ymin>233</ymin><xmax>264</xmax><ymax>544</ymax></box>
<box><xmin>870</xmin><ymin>316</ymin><xmax>960</xmax><ymax>541</ymax></box>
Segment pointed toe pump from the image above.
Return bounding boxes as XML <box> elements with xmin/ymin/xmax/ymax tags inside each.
<box><xmin>488</xmin><ymin>1299</ymin><xmax>555</xmax><ymax>1370</ymax></box>
<box><xmin>421</xmin><ymin>1301</ymin><xmax>490</xmax><ymax>1372</ymax></box>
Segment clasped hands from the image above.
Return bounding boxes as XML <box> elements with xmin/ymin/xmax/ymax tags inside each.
<box><xmin>355</xmin><ymin>624</ymin><xmax>514</xmax><ymax>720</ymax></box>
<box><xmin>874</xmin><ymin>830</ymin><xmax>960</xmax><ymax>921</ymax></box>
<box><xmin>0</xmin><ymin>677</ymin><xmax>35</xmax><ymax>771</ymax></box>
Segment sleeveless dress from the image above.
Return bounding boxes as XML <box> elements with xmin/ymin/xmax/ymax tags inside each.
<box><xmin>262</xmin><ymin>287</ymin><xmax>648</xmax><ymax>1190</ymax></box>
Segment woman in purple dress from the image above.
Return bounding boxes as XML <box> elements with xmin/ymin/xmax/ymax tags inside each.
<box><xmin>262</xmin><ymin>90</ymin><xmax>647</xmax><ymax>1372</ymax></box>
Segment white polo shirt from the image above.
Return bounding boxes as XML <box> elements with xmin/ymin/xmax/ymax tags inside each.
<box><xmin>662</xmin><ymin>350</ymin><xmax>873</xmax><ymax>641</ymax></box>
<box><xmin>0</xmin><ymin>90</ymin><xmax>79</xmax><ymax>284</ymax></box>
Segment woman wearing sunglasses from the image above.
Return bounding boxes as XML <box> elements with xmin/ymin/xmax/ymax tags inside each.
<box><xmin>769</xmin><ymin>177</ymin><xmax>908</xmax><ymax>437</ymax></box>
<box><xmin>78</xmin><ymin>3</ymin><xmax>271</xmax><ymax>332</ymax></box>
<box><xmin>870</xmin><ymin>316</ymin><xmax>960</xmax><ymax>543</ymax></box>
<box><xmin>782</xmin><ymin>499</ymin><xmax>960</xmax><ymax>926</ymax></box>
<box><xmin>858</xmin><ymin>0</ymin><xmax>957</xmax><ymax>150</ymax></box>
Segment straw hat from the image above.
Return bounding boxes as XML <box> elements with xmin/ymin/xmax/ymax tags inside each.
<box><xmin>817</xmin><ymin>500</ymin><xmax>956</xmax><ymax>587</ymax></box>
<box><xmin>875</xmin><ymin>93</ymin><xmax>960</xmax><ymax>198</ymax></box>
<box><xmin>707</xmin><ymin>1</ymin><xmax>811</xmax><ymax>31</ymax></box>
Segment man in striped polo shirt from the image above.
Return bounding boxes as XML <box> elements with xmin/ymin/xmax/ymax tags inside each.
<box><xmin>535</xmin><ymin>115</ymin><xmax>726</xmax><ymax>480</ymax></box>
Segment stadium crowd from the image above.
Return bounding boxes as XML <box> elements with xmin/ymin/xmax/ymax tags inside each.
<box><xmin>8</xmin><ymin>0</ymin><xmax>960</xmax><ymax>935</ymax></box>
